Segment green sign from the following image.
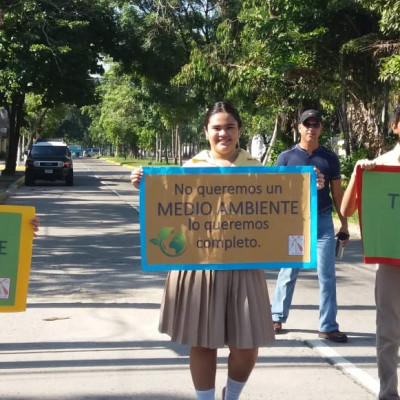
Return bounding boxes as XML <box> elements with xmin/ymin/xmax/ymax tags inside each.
<box><xmin>358</xmin><ymin>166</ymin><xmax>400</xmax><ymax>265</ymax></box>
<box><xmin>0</xmin><ymin>205</ymin><xmax>36</xmax><ymax>312</ymax></box>
<box><xmin>0</xmin><ymin>213</ymin><xmax>21</xmax><ymax>305</ymax></box>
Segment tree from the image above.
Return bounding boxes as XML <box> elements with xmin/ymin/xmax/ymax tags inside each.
<box><xmin>0</xmin><ymin>0</ymin><xmax>118</xmax><ymax>174</ymax></box>
<box><xmin>113</xmin><ymin>1</ymin><xmax>231</xmax><ymax>162</ymax></box>
<box><xmin>175</xmin><ymin>0</ymin><xmax>384</xmax><ymax>157</ymax></box>
<box><xmin>22</xmin><ymin>95</ymin><xmax>90</xmax><ymax>148</ymax></box>
<box><xmin>360</xmin><ymin>0</ymin><xmax>400</xmax><ymax>84</ymax></box>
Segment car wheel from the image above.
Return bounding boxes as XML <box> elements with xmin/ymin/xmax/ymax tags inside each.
<box><xmin>65</xmin><ymin>170</ymin><xmax>74</xmax><ymax>186</ymax></box>
<box><xmin>25</xmin><ymin>172</ymin><xmax>35</xmax><ymax>186</ymax></box>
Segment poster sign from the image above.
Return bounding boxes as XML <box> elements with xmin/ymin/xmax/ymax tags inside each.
<box><xmin>139</xmin><ymin>166</ymin><xmax>317</xmax><ymax>271</ymax></box>
<box><xmin>0</xmin><ymin>205</ymin><xmax>36</xmax><ymax>312</ymax></box>
<box><xmin>356</xmin><ymin>165</ymin><xmax>400</xmax><ymax>265</ymax></box>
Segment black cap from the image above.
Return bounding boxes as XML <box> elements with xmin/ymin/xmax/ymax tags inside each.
<box><xmin>299</xmin><ymin>109</ymin><xmax>322</xmax><ymax>124</ymax></box>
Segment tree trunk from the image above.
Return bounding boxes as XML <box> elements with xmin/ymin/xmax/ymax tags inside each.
<box><xmin>164</xmin><ymin>142</ymin><xmax>169</xmax><ymax>164</ymax></box>
<box><xmin>175</xmin><ymin>127</ymin><xmax>178</xmax><ymax>165</ymax></box>
<box><xmin>262</xmin><ymin>115</ymin><xmax>279</xmax><ymax>165</ymax></box>
<box><xmin>26</xmin><ymin>134</ymin><xmax>35</xmax><ymax>150</ymax></box>
<box><xmin>36</xmin><ymin>108</ymin><xmax>48</xmax><ymax>140</ymax></box>
<box><xmin>176</xmin><ymin>125</ymin><xmax>182</xmax><ymax>166</ymax></box>
<box><xmin>155</xmin><ymin>132</ymin><xmax>159</xmax><ymax>162</ymax></box>
<box><xmin>171</xmin><ymin>127</ymin><xmax>176</xmax><ymax>163</ymax></box>
<box><xmin>4</xmin><ymin>93</ymin><xmax>25</xmax><ymax>175</ymax></box>
<box><xmin>157</xmin><ymin>136</ymin><xmax>162</xmax><ymax>162</ymax></box>
<box><xmin>340</xmin><ymin>55</ymin><xmax>350</xmax><ymax>157</ymax></box>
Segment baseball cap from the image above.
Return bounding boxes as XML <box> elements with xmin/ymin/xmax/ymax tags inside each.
<box><xmin>299</xmin><ymin>109</ymin><xmax>322</xmax><ymax>124</ymax></box>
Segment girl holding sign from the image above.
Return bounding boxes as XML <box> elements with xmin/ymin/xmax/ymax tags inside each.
<box><xmin>131</xmin><ymin>102</ymin><xmax>274</xmax><ymax>400</ymax></box>
<box><xmin>341</xmin><ymin>106</ymin><xmax>400</xmax><ymax>400</ymax></box>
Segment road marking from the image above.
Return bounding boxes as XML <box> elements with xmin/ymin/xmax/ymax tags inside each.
<box><xmin>83</xmin><ymin>163</ymin><xmax>139</xmax><ymax>214</ymax></box>
<box><xmin>307</xmin><ymin>339</ymin><xmax>379</xmax><ymax>396</ymax></box>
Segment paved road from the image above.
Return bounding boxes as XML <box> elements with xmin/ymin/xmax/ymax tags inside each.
<box><xmin>0</xmin><ymin>158</ymin><xmax>386</xmax><ymax>399</ymax></box>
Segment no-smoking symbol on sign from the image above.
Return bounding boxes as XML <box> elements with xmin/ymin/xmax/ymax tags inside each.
<box><xmin>288</xmin><ymin>235</ymin><xmax>304</xmax><ymax>256</ymax></box>
<box><xmin>0</xmin><ymin>278</ymin><xmax>11</xmax><ymax>299</ymax></box>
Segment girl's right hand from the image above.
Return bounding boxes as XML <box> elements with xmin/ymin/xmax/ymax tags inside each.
<box><xmin>130</xmin><ymin>167</ymin><xmax>143</xmax><ymax>189</ymax></box>
<box><xmin>351</xmin><ymin>159</ymin><xmax>376</xmax><ymax>179</ymax></box>
<box><xmin>30</xmin><ymin>217</ymin><xmax>40</xmax><ymax>238</ymax></box>
<box><xmin>355</xmin><ymin>159</ymin><xmax>376</xmax><ymax>171</ymax></box>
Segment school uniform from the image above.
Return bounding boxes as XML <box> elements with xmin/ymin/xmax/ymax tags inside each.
<box><xmin>159</xmin><ymin>149</ymin><xmax>275</xmax><ymax>349</ymax></box>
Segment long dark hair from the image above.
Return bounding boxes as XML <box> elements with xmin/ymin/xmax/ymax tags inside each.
<box><xmin>203</xmin><ymin>101</ymin><xmax>242</xmax><ymax>130</ymax></box>
<box><xmin>391</xmin><ymin>104</ymin><xmax>400</xmax><ymax>125</ymax></box>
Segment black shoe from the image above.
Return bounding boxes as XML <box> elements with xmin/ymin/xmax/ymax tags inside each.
<box><xmin>273</xmin><ymin>321</ymin><xmax>283</xmax><ymax>333</ymax></box>
<box><xmin>318</xmin><ymin>330</ymin><xmax>348</xmax><ymax>343</ymax></box>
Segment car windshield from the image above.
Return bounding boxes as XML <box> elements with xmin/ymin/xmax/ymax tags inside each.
<box><xmin>31</xmin><ymin>146</ymin><xmax>68</xmax><ymax>156</ymax></box>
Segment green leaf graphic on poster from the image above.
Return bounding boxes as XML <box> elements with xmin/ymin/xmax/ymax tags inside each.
<box><xmin>0</xmin><ymin>212</ymin><xmax>22</xmax><ymax>305</ymax></box>
<box><xmin>158</xmin><ymin>227</ymin><xmax>174</xmax><ymax>241</ymax></box>
<box><xmin>361</xmin><ymin>171</ymin><xmax>400</xmax><ymax>259</ymax></box>
<box><xmin>150</xmin><ymin>227</ymin><xmax>187</xmax><ymax>257</ymax></box>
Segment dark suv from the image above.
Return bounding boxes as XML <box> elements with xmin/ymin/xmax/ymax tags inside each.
<box><xmin>25</xmin><ymin>140</ymin><xmax>74</xmax><ymax>186</ymax></box>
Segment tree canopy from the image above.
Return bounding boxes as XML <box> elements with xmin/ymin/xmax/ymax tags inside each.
<box><xmin>1</xmin><ymin>0</ymin><xmax>400</xmax><ymax>171</ymax></box>
<box><xmin>0</xmin><ymin>0</ymin><xmax>118</xmax><ymax>173</ymax></box>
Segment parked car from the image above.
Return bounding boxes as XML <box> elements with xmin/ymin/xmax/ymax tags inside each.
<box><xmin>25</xmin><ymin>140</ymin><xmax>74</xmax><ymax>186</ymax></box>
<box><xmin>85</xmin><ymin>147</ymin><xmax>100</xmax><ymax>157</ymax></box>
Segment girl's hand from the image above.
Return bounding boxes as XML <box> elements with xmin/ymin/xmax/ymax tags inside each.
<box><xmin>355</xmin><ymin>159</ymin><xmax>376</xmax><ymax>172</ymax></box>
<box><xmin>350</xmin><ymin>159</ymin><xmax>376</xmax><ymax>180</ymax></box>
<box><xmin>30</xmin><ymin>217</ymin><xmax>40</xmax><ymax>238</ymax></box>
<box><xmin>314</xmin><ymin>167</ymin><xmax>325</xmax><ymax>190</ymax></box>
<box><xmin>130</xmin><ymin>167</ymin><xmax>143</xmax><ymax>189</ymax></box>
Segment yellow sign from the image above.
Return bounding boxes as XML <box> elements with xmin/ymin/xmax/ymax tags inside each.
<box><xmin>0</xmin><ymin>205</ymin><xmax>36</xmax><ymax>312</ymax></box>
<box><xmin>139</xmin><ymin>166</ymin><xmax>317</xmax><ymax>270</ymax></box>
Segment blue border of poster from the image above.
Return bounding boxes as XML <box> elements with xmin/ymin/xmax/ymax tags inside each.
<box><xmin>139</xmin><ymin>165</ymin><xmax>317</xmax><ymax>271</ymax></box>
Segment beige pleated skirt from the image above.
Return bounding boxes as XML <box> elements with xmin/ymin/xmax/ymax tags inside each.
<box><xmin>159</xmin><ymin>269</ymin><xmax>275</xmax><ymax>349</ymax></box>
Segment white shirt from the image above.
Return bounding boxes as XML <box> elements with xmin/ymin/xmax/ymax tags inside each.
<box><xmin>375</xmin><ymin>143</ymin><xmax>400</xmax><ymax>165</ymax></box>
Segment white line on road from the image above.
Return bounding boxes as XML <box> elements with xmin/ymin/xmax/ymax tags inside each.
<box><xmin>307</xmin><ymin>339</ymin><xmax>379</xmax><ymax>396</ymax></box>
<box><xmin>83</xmin><ymin>164</ymin><xmax>139</xmax><ymax>213</ymax></box>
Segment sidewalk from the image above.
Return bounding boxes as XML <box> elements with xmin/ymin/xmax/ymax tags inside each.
<box><xmin>0</xmin><ymin>171</ymin><xmax>25</xmax><ymax>202</ymax></box>
<box><xmin>0</xmin><ymin>163</ymin><xmax>25</xmax><ymax>202</ymax></box>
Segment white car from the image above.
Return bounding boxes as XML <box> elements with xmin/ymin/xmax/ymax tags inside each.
<box><xmin>85</xmin><ymin>147</ymin><xmax>100</xmax><ymax>157</ymax></box>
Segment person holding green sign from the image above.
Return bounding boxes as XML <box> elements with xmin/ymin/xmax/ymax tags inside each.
<box><xmin>341</xmin><ymin>105</ymin><xmax>400</xmax><ymax>400</ymax></box>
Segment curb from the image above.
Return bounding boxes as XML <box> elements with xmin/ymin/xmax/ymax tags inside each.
<box><xmin>306</xmin><ymin>338</ymin><xmax>379</xmax><ymax>397</ymax></box>
<box><xmin>103</xmin><ymin>158</ymin><xmax>136</xmax><ymax>169</ymax></box>
<box><xmin>286</xmin><ymin>329</ymin><xmax>379</xmax><ymax>398</ymax></box>
<box><xmin>0</xmin><ymin>175</ymin><xmax>25</xmax><ymax>203</ymax></box>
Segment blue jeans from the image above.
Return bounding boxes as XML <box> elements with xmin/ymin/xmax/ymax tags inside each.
<box><xmin>271</xmin><ymin>210</ymin><xmax>339</xmax><ymax>332</ymax></box>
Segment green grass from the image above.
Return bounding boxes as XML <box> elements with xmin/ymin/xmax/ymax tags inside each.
<box><xmin>332</xmin><ymin>209</ymin><xmax>359</xmax><ymax>224</ymax></box>
<box><xmin>101</xmin><ymin>156</ymin><xmax>173</xmax><ymax>167</ymax></box>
